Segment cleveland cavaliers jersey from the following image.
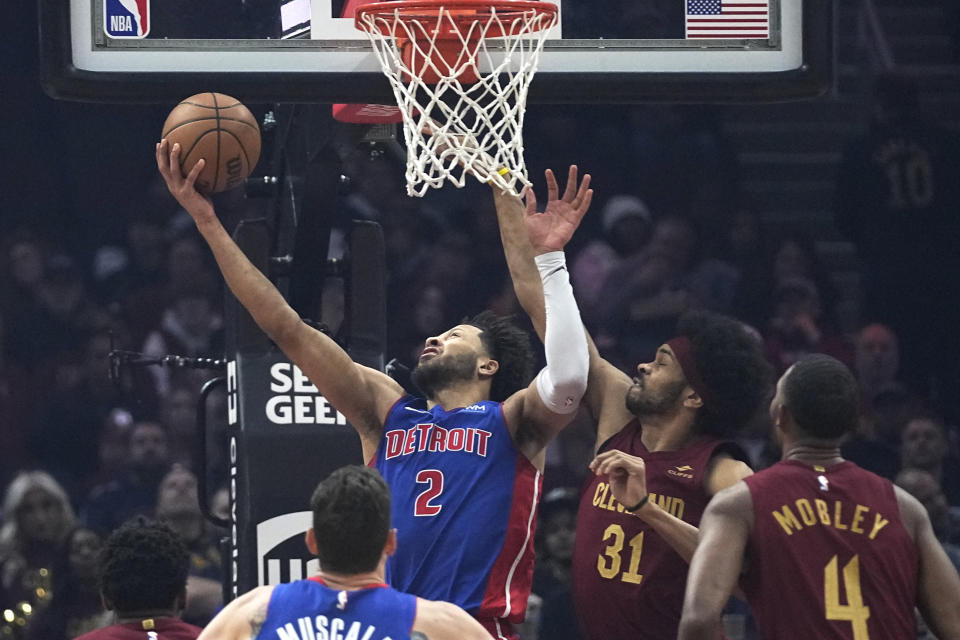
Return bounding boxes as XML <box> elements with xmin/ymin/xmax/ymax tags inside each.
<box><xmin>742</xmin><ymin>459</ymin><xmax>918</xmax><ymax>640</ymax></box>
<box><xmin>372</xmin><ymin>396</ymin><xmax>540</xmax><ymax>623</ymax></box>
<box><xmin>255</xmin><ymin>578</ymin><xmax>416</xmax><ymax>640</ymax></box>
<box><xmin>572</xmin><ymin>419</ymin><xmax>745</xmax><ymax>640</ymax></box>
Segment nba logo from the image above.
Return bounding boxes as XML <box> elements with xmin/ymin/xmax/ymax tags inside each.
<box><xmin>104</xmin><ymin>0</ymin><xmax>150</xmax><ymax>38</ymax></box>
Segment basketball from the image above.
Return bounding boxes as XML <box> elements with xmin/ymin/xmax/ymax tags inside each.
<box><xmin>161</xmin><ymin>92</ymin><xmax>261</xmax><ymax>193</ymax></box>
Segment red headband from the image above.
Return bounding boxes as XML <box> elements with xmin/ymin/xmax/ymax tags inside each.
<box><xmin>666</xmin><ymin>336</ymin><xmax>713</xmax><ymax>408</ymax></box>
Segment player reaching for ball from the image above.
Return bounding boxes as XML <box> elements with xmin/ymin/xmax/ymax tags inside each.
<box><xmin>156</xmin><ymin>139</ymin><xmax>590</xmax><ymax>639</ymax></box>
<box><xmin>491</xmin><ymin>167</ymin><xmax>772</xmax><ymax>639</ymax></box>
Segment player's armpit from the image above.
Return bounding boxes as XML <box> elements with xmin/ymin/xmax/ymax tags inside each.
<box><xmin>583</xmin><ymin>353</ymin><xmax>635</xmax><ymax>454</ymax></box>
<box><xmin>678</xmin><ymin>482</ymin><xmax>753</xmax><ymax>640</ymax></box>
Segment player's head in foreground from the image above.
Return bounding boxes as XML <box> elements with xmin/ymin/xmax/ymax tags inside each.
<box><xmin>411</xmin><ymin>310</ymin><xmax>534</xmax><ymax>403</ymax></box>
<box><xmin>625</xmin><ymin>310</ymin><xmax>772</xmax><ymax>437</ymax></box>
<box><xmin>308</xmin><ymin>465</ymin><xmax>394</xmax><ymax>575</ymax></box>
<box><xmin>769</xmin><ymin>353</ymin><xmax>859</xmax><ymax>446</ymax></box>
<box><xmin>99</xmin><ymin>518</ymin><xmax>191</xmax><ymax>616</ymax></box>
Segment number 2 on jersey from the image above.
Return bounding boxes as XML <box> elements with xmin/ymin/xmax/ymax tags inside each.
<box><xmin>414</xmin><ymin>469</ymin><xmax>444</xmax><ymax>516</ymax></box>
<box><xmin>824</xmin><ymin>554</ymin><xmax>870</xmax><ymax>639</ymax></box>
<box><xmin>596</xmin><ymin>524</ymin><xmax>644</xmax><ymax>584</ymax></box>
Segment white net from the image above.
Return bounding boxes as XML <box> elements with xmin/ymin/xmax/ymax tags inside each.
<box><xmin>356</xmin><ymin>1</ymin><xmax>557</xmax><ymax>197</ymax></box>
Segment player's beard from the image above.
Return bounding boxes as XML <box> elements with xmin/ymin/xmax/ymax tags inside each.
<box><xmin>625</xmin><ymin>377</ymin><xmax>687</xmax><ymax>417</ymax></box>
<box><xmin>411</xmin><ymin>352</ymin><xmax>477</xmax><ymax>400</ymax></box>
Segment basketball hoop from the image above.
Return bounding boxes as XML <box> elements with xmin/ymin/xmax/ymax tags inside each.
<box><xmin>354</xmin><ymin>0</ymin><xmax>558</xmax><ymax>197</ymax></box>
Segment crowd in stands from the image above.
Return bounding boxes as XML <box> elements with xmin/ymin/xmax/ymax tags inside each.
<box><xmin>1</xmin><ymin>67</ymin><xmax>959</xmax><ymax>638</ymax></box>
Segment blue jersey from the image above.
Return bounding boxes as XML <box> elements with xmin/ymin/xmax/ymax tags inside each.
<box><xmin>373</xmin><ymin>396</ymin><xmax>540</xmax><ymax>623</ymax></box>
<box><xmin>255</xmin><ymin>578</ymin><xmax>417</xmax><ymax>640</ymax></box>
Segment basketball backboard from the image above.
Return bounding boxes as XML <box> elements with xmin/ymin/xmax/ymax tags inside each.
<box><xmin>42</xmin><ymin>0</ymin><xmax>830</xmax><ymax>103</ymax></box>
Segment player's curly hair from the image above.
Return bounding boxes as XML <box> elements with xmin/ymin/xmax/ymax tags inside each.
<box><xmin>466</xmin><ymin>311</ymin><xmax>534</xmax><ymax>403</ymax></box>
<box><xmin>99</xmin><ymin>518</ymin><xmax>190</xmax><ymax>614</ymax></box>
<box><xmin>676</xmin><ymin>311</ymin><xmax>772</xmax><ymax>439</ymax></box>
<box><xmin>781</xmin><ymin>354</ymin><xmax>859</xmax><ymax>439</ymax></box>
<box><xmin>310</xmin><ymin>466</ymin><xmax>391</xmax><ymax>574</ymax></box>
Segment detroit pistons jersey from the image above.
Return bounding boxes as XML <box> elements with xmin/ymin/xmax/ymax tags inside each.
<box><xmin>572</xmin><ymin>419</ymin><xmax>746</xmax><ymax>640</ymax></box>
<box><xmin>742</xmin><ymin>460</ymin><xmax>918</xmax><ymax>640</ymax></box>
<box><xmin>372</xmin><ymin>396</ymin><xmax>540</xmax><ymax>623</ymax></box>
<box><xmin>255</xmin><ymin>578</ymin><xmax>416</xmax><ymax>640</ymax></box>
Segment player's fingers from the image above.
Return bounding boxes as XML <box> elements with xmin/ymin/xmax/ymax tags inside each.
<box><xmin>168</xmin><ymin>142</ymin><xmax>183</xmax><ymax>178</ymax></box>
<box><xmin>524</xmin><ymin>184</ymin><xmax>538</xmax><ymax>216</ymax></box>
<box><xmin>185</xmin><ymin>158</ymin><xmax>205</xmax><ymax>189</ymax></box>
<box><xmin>561</xmin><ymin>165</ymin><xmax>578</xmax><ymax>202</ymax></box>
<box><xmin>573</xmin><ymin>174</ymin><xmax>592</xmax><ymax>211</ymax></box>
<box><xmin>157</xmin><ymin>139</ymin><xmax>170</xmax><ymax>174</ymax></box>
<box><xmin>578</xmin><ymin>188</ymin><xmax>595</xmax><ymax>218</ymax></box>
<box><xmin>545</xmin><ymin>169</ymin><xmax>559</xmax><ymax>202</ymax></box>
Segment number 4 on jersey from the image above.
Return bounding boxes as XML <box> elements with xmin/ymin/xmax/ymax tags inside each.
<box><xmin>824</xmin><ymin>554</ymin><xmax>871</xmax><ymax>639</ymax></box>
<box><xmin>415</xmin><ymin>469</ymin><xmax>444</xmax><ymax>516</ymax></box>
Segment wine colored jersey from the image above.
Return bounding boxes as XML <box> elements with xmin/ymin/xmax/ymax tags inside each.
<box><xmin>74</xmin><ymin>618</ymin><xmax>201</xmax><ymax>640</ymax></box>
<box><xmin>255</xmin><ymin>578</ymin><xmax>417</xmax><ymax>640</ymax></box>
<box><xmin>572</xmin><ymin>419</ymin><xmax>746</xmax><ymax>640</ymax></box>
<box><xmin>372</xmin><ymin>396</ymin><xmax>541</xmax><ymax>623</ymax></box>
<box><xmin>742</xmin><ymin>459</ymin><xmax>918</xmax><ymax>640</ymax></box>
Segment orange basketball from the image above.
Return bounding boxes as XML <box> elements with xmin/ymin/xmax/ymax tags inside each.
<box><xmin>161</xmin><ymin>92</ymin><xmax>261</xmax><ymax>193</ymax></box>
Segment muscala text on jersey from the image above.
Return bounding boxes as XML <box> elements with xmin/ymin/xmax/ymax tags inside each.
<box><xmin>383</xmin><ymin>423</ymin><xmax>492</xmax><ymax>460</ymax></box>
<box><xmin>274</xmin><ymin>615</ymin><xmax>392</xmax><ymax>640</ymax></box>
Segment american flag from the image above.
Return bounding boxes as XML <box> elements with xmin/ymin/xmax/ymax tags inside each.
<box><xmin>685</xmin><ymin>0</ymin><xmax>769</xmax><ymax>39</ymax></box>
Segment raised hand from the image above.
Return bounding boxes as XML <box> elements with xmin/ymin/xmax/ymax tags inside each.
<box><xmin>589</xmin><ymin>449</ymin><xmax>649</xmax><ymax>514</ymax></box>
<box><xmin>524</xmin><ymin>166</ymin><xmax>593</xmax><ymax>255</ymax></box>
<box><xmin>156</xmin><ymin>139</ymin><xmax>216</xmax><ymax>226</ymax></box>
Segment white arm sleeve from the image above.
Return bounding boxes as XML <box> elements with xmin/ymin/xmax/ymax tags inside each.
<box><xmin>534</xmin><ymin>251</ymin><xmax>589</xmax><ymax>414</ymax></box>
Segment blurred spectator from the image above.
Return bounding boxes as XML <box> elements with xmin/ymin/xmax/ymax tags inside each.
<box><xmin>160</xmin><ymin>386</ymin><xmax>200</xmax><ymax>470</ymax></box>
<box><xmin>836</xmin><ymin>72</ymin><xmax>960</xmax><ymax>404</ymax></box>
<box><xmin>854</xmin><ymin>323</ymin><xmax>902</xmax><ymax>402</ymax></box>
<box><xmin>27</xmin><ymin>330</ymin><xmax>128</xmax><ymax>495</ymax></box>
<box><xmin>90</xmin><ymin>409</ymin><xmax>135</xmax><ymax>490</ymax></box>
<box><xmin>895</xmin><ymin>469</ymin><xmax>960</xmax><ymax>570</ymax></box>
<box><xmin>762</xmin><ymin>277</ymin><xmax>854</xmax><ymax>376</ymax></box>
<box><xmin>595</xmin><ymin>216</ymin><xmax>707</xmax><ymax>370</ymax></box>
<box><xmin>141</xmin><ymin>280</ymin><xmax>223</xmax><ymax>398</ymax></box>
<box><xmin>532</xmin><ymin>488</ymin><xmax>581</xmax><ymax>640</ymax></box>
<box><xmin>571</xmin><ymin>195</ymin><xmax>653</xmax><ymax>313</ymax></box>
<box><xmin>0</xmin><ymin>471</ymin><xmax>77</xmax><ymax>637</ymax></box>
<box><xmin>154</xmin><ymin>466</ymin><xmax>223</xmax><ymax>627</ymax></box>
<box><xmin>74</xmin><ymin>519</ymin><xmax>201</xmax><ymax>640</ymax></box>
<box><xmin>97</xmin><ymin>210</ymin><xmax>170</xmax><ymax>345</ymax></box>
<box><xmin>82</xmin><ymin>420</ymin><xmax>172</xmax><ymax>535</ymax></box>
<box><xmin>1</xmin><ymin>231</ymin><xmax>50</xmax><ymax>370</ymax></box>
<box><xmin>26</xmin><ymin>526</ymin><xmax>109</xmax><ymax>640</ymax></box>
<box><xmin>900</xmin><ymin>414</ymin><xmax>960</xmax><ymax>507</ymax></box>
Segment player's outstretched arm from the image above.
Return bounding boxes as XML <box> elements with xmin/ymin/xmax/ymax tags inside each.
<box><xmin>413</xmin><ymin>599</ymin><xmax>491</xmax><ymax>640</ymax></box>
<box><xmin>197</xmin><ymin>585</ymin><xmax>273</xmax><ymax>640</ymax></box>
<box><xmin>678</xmin><ymin>482</ymin><xmax>752</xmax><ymax>640</ymax></box>
<box><xmin>493</xmin><ymin>168</ymin><xmax>633</xmax><ymax>451</ymax></box>
<box><xmin>897</xmin><ymin>487</ymin><xmax>960</xmax><ymax>639</ymax></box>
<box><xmin>157</xmin><ymin>140</ymin><xmax>402</xmax><ymax>454</ymax></box>
<box><xmin>502</xmin><ymin>178</ymin><xmax>589</xmax><ymax>462</ymax></box>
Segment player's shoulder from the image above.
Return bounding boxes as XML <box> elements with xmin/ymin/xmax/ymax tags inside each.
<box><xmin>705</xmin><ymin>477</ymin><xmax>753</xmax><ymax>518</ymax></box>
<box><xmin>413</xmin><ymin>599</ymin><xmax>489</xmax><ymax>640</ymax></box>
